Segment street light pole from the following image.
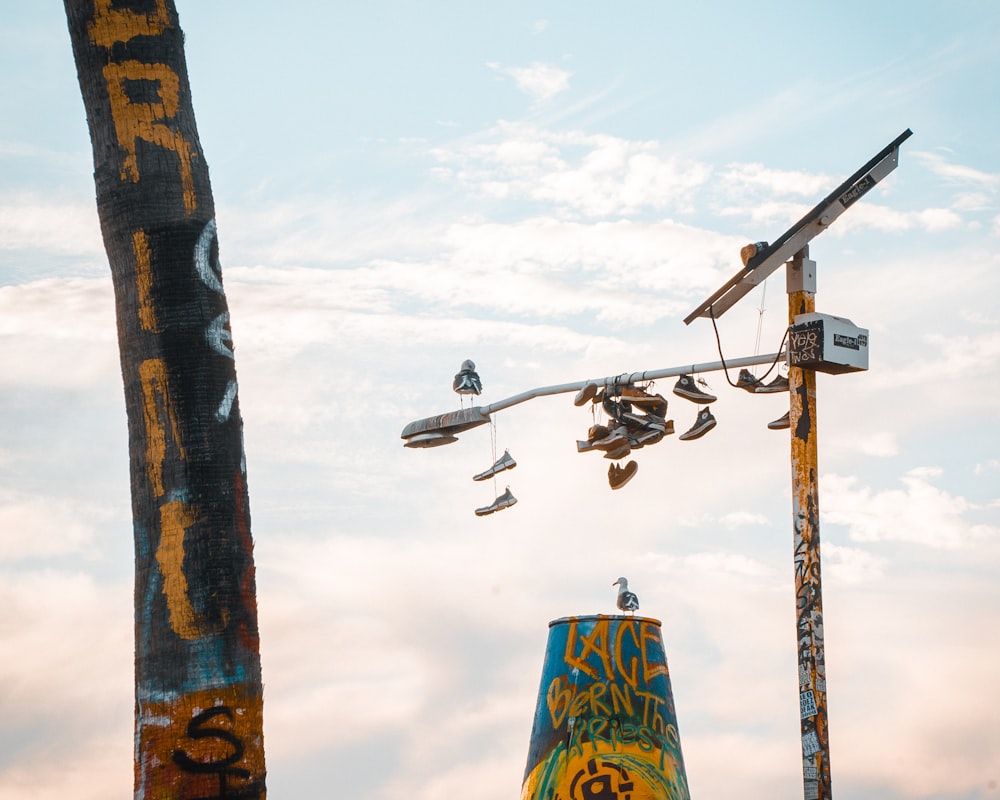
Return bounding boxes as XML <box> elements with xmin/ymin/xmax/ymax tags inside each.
<box><xmin>787</xmin><ymin>247</ymin><xmax>830</xmax><ymax>800</ymax></box>
<box><xmin>685</xmin><ymin>132</ymin><xmax>911</xmax><ymax>800</ymax></box>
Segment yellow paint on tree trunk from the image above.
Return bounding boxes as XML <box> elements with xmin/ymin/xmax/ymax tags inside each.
<box><xmin>132</xmin><ymin>230</ymin><xmax>158</xmax><ymax>332</ymax></box>
<box><xmin>135</xmin><ymin>685</ymin><xmax>266</xmax><ymax>799</ymax></box>
<box><xmin>88</xmin><ymin>0</ymin><xmax>172</xmax><ymax>49</ymax></box>
<box><xmin>139</xmin><ymin>358</ymin><xmax>185</xmax><ymax>498</ymax></box>
<box><xmin>156</xmin><ymin>500</ymin><xmax>228</xmax><ymax>640</ymax></box>
<box><xmin>103</xmin><ymin>61</ymin><xmax>197</xmax><ymax>214</ymax></box>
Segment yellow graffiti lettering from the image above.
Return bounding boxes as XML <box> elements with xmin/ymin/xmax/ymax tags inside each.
<box><xmin>635</xmin><ymin>688</ymin><xmax>666</xmax><ymax>732</ymax></box>
<box><xmin>103</xmin><ymin>60</ymin><xmax>197</xmax><ymax>214</ymax></box>
<box><xmin>609</xmin><ymin>682</ymin><xmax>634</xmax><ymax>717</ymax></box>
<box><xmin>88</xmin><ymin>0</ymin><xmax>172</xmax><ymax>49</ymax></box>
<box><xmin>156</xmin><ymin>501</ymin><xmax>228</xmax><ymax>640</ymax></box>
<box><xmin>587</xmin><ymin>683</ymin><xmax>611</xmax><ymax>717</ymax></box>
<box><xmin>613</xmin><ymin>619</ymin><xmax>641</xmax><ymax>690</ymax></box>
<box><xmin>546</xmin><ymin>675</ymin><xmax>572</xmax><ymax>728</ymax></box>
<box><xmin>139</xmin><ymin>358</ymin><xmax>185</xmax><ymax>498</ymax></box>
<box><xmin>565</xmin><ymin>617</ymin><xmax>614</xmax><ymax>681</ymax></box>
<box><xmin>640</xmin><ymin>620</ymin><xmax>669</xmax><ymax>682</ymax></box>
<box><xmin>132</xmin><ymin>229</ymin><xmax>158</xmax><ymax>332</ymax></box>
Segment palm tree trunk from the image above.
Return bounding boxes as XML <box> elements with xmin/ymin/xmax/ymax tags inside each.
<box><xmin>63</xmin><ymin>2</ymin><xmax>266</xmax><ymax>796</ymax></box>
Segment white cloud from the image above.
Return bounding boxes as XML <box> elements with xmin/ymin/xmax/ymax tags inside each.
<box><xmin>822</xmin><ymin>541</ymin><xmax>886</xmax><ymax>583</ymax></box>
<box><xmin>914</xmin><ymin>207</ymin><xmax>964</xmax><ymax>231</ymax></box>
<box><xmin>718</xmin><ymin>510</ymin><xmax>769</xmax><ymax>529</ymax></box>
<box><xmin>0</xmin><ymin>277</ymin><xmax>119</xmax><ymax>389</ymax></box>
<box><xmin>719</xmin><ymin>162</ymin><xmax>832</xmax><ymax>198</ymax></box>
<box><xmin>490</xmin><ymin>62</ymin><xmax>572</xmax><ymax>103</ymax></box>
<box><xmin>0</xmin><ymin>568</ymin><xmax>132</xmax><ymax>721</ymax></box>
<box><xmin>650</xmin><ymin>550</ymin><xmax>776</xmax><ymax>580</ymax></box>
<box><xmin>431</xmin><ymin>123</ymin><xmax>712</xmax><ymax>218</ymax></box>
<box><xmin>0</xmin><ymin>491</ymin><xmax>111</xmax><ymax>560</ymax></box>
<box><xmin>914</xmin><ymin>150</ymin><xmax>1000</xmax><ymax>189</ymax></box>
<box><xmin>0</xmin><ymin>195</ymin><xmax>103</xmax><ymax>255</ymax></box>
<box><xmin>871</xmin><ymin>330</ymin><xmax>1000</xmax><ymax>391</ymax></box>
<box><xmin>822</xmin><ymin>468</ymin><xmax>999</xmax><ymax>548</ymax></box>
<box><xmin>975</xmin><ymin>459</ymin><xmax>1000</xmax><ymax>476</ymax></box>
<box><xmin>826</xmin><ymin>430</ymin><xmax>898</xmax><ymax>459</ymax></box>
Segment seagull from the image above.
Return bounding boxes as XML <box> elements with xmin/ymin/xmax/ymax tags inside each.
<box><xmin>453</xmin><ymin>359</ymin><xmax>482</xmax><ymax>396</ymax></box>
<box><xmin>613</xmin><ymin>577</ymin><xmax>640</xmax><ymax>614</ymax></box>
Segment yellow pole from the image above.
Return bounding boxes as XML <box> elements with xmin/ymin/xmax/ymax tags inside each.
<box><xmin>787</xmin><ymin>247</ymin><xmax>831</xmax><ymax>800</ymax></box>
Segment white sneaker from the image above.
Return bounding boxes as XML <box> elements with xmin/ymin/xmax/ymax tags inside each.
<box><xmin>472</xmin><ymin>449</ymin><xmax>517</xmax><ymax>481</ymax></box>
<box><xmin>475</xmin><ymin>487</ymin><xmax>517</xmax><ymax>516</ymax></box>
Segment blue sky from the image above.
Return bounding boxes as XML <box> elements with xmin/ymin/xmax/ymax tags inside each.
<box><xmin>2</xmin><ymin>2</ymin><xmax>999</xmax><ymax>799</ymax></box>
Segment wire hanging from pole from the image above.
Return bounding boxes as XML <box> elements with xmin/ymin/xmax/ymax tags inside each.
<box><xmin>753</xmin><ymin>280</ymin><xmax>768</xmax><ymax>360</ymax></box>
<box><xmin>710</xmin><ymin>303</ymin><xmax>788</xmax><ymax>388</ymax></box>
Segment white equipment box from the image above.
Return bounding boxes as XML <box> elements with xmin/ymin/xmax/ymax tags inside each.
<box><xmin>789</xmin><ymin>312</ymin><xmax>869</xmax><ymax>374</ymax></box>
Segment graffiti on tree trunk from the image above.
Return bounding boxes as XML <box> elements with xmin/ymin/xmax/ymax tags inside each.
<box><xmin>64</xmin><ymin>1</ymin><xmax>267</xmax><ymax>797</ymax></box>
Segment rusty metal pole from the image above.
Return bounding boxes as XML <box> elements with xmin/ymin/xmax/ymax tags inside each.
<box><xmin>787</xmin><ymin>246</ymin><xmax>831</xmax><ymax>800</ymax></box>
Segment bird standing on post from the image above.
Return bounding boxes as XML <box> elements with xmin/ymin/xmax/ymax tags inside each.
<box><xmin>453</xmin><ymin>359</ymin><xmax>482</xmax><ymax>396</ymax></box>
<box><xmin>613</xmin><ymin>577</ymin><xmax>640</xmax><ymax>614</ymax></box>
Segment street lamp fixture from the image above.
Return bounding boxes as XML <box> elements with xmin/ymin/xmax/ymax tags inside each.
<box><xmin>400</xmin><ymin>351</ymin><xmax>783</xmax><ymax>448</ymax></box>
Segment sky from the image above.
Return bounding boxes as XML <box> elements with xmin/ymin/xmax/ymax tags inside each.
<box><xmin>1</xmin><ymin>2</ymin><xmax>999</xmax><ymax>798</ymax></box>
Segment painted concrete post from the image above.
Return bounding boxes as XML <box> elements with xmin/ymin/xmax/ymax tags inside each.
<box><xmin>787</xmin><ymin>249</ymin><xmax>831</xmax><ymax>799</ymax></box>
<box><xmin>521</xmin><ymin>615</ymin><xmax>691</xmax><ymax>800</ymax></box>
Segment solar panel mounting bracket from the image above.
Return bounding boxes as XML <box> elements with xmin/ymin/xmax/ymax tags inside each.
<box><xmin>684</xmin><ymin>128</ymin><xmax>913</xmax><ymax>325</ymax></box>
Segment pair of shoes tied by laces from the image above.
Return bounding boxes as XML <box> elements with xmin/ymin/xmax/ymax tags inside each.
<box><xmin>737</xmin><ymin>368</ymin><xmax>789</xmax><ymax>394</ymax></box>
<box><xmin>608</xmin><ymin>460</ymin><xmax>638</xmax><ymax>490</ymax></box>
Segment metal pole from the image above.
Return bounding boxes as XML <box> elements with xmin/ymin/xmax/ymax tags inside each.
<box><xmin>787</xmin><ymin>247</ymin><xmax>831</xmax><ymax>800</ymax></box>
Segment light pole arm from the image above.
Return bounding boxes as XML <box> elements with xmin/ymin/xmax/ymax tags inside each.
<box><xmin>401</xmin><ymin>350</ymin><xmax>784</xmax><ymax>445</ymax></box>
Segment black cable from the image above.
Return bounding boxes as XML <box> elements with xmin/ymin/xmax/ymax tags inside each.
<box><xmin>709</xmin><ymin>303</ymin><xmax>789</xmax><ymax>387</ymax></box>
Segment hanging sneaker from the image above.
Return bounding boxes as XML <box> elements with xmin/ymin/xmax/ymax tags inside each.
<box><xmin>736</xmin><ymin>368</ymin><xmax>763</xmax><ymax>393</ymax></box>
<box><xmin>493</xmin><ymin>486</ymin><xmax>517</xmax><ymax>511</ymax></box>
<box><xmin>755</xmin><ymin>375</ymin><xmax>789</xmax><ymax>393</ymax></box>
<box><xmin>592</xmin><ymin>425</ymin><xmax>629</xmax><ymax>450</ymax></box>
<box><xmin>630</xmin><ymin>428</ymin><xmax>664</xmax><ymax>447</ymax></box>
<box><xmin>577</xmin><ymin>423</ymin><xmax>612</xmax><ymax>453</ymax></box>
<box><xmin>588</xmin><ymin>424</ymin><xmax>610</xmax><ymax>441</ymax></box>
<box><xmin>603</xmin><ymin>441</ymin><xmax>632</xmax><ymax>460</ymax></box>
<box><xmin>621</xmin><ymin>410</ymin><xmax>666</xmax><ymax>433</ymax></box>
<box><xmin>672</xmin><ymin>374</ymin><xmax>717</xmax><ymax>404</ymax></box>
<box><xmin>474</xmin><ymin>486</ymin><xmax>518</xmax><ymax>516</ymax></box>
<box><xmin>472</xmin><ymin>449</ymin><xmax>517</xmax><ymax>481</ymax></box>
<box><xmin>679</xmin><ymin>407</ymin><xmax>717</xmax><ymax>441</ymax></box>
<box><xmin>648</xmin><ymin>397</ymin><xmax>669</xmax><ymax>418</ymax></box>
<box><xmin>608</xmin><ymin>460</ymin><xmax>638</xmax><ymax>490</ymax></box>
<box><xmin>620</xmin><ymin>386</ymin><xmax>666</xmax><ymax>406</ymax></box>
<box><xmin>619</xmin><ymin>385</ymin><xmax>649</xmax><ymax>403</ymax></box>
<box><xmin>768</xmin><ymin>411</ymin><xmax>790</xmax><ymax>430</ymax></box>
<box><xmin>602</xmin><ymin>395</ymin><xmax>632</xmax><ymax>422</ymax></box>
<box><xmin>573</xmin><ymin>383</ymin><xmax>600</xmax><ymax>406</ymax></box>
